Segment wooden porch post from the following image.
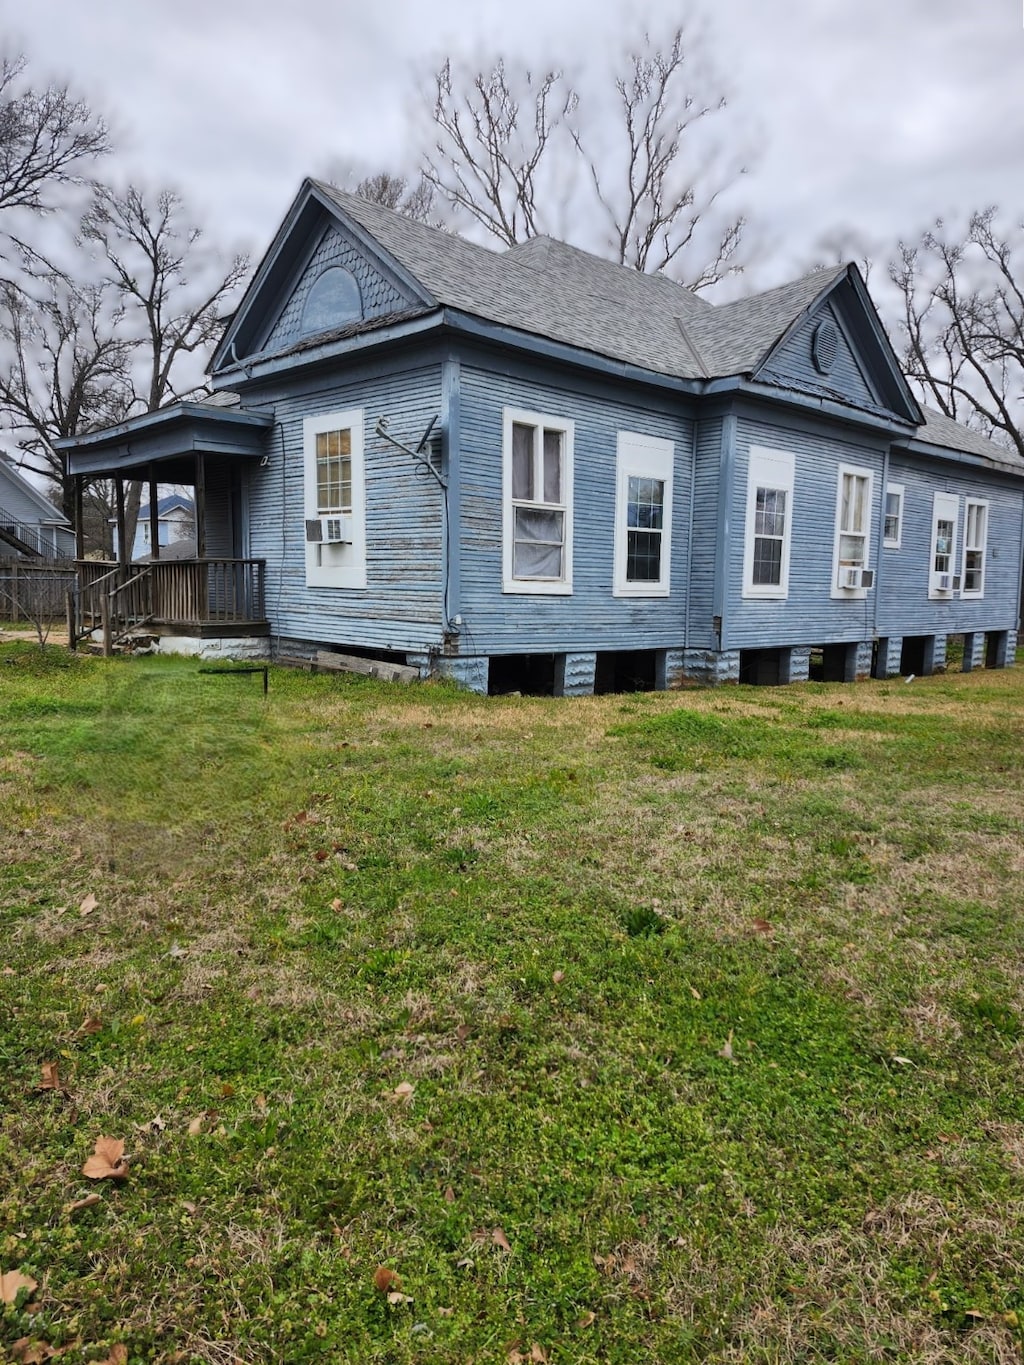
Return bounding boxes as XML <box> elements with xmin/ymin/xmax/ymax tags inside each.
<box><xmin>74</xmin><ymin>477</ymin><xmax>85</xmax><ymax>560</ymax></box>
<box><xmin>149</xmin><ymin>467</ymin><xmax>160</xmax><ymax>561</ymax></box>
<box><xmin>115</xmin><ymin>478</ymin><xmax>127</xmax><ymax>565</ymax></box>
<box><xmin>194</xmin><ymin>453</ymin><xmax>207</xmax><ymax>559</ymax></box>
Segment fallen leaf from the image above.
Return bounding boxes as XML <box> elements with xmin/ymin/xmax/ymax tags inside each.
<box><xmin>187</xmin><ymin>1114</ymin><xmax>208</xmax><ymax>1136</ymax></box>
<box><xmin>492</xmin><ymin>1227</ymin><xmax>512</xmax><ymax>1252</ymax></box>
<box><xmin>219</xmin><ymin>1083</ymin><xmax>235</xmax><ymax>1099</ymax></box>
<box><xmin>182</xmin><ymin>1201</ymin><xmax>197</xmax><ymax>1216</ymax></box>
<box><xmin>437</xmin><ymin>1306</ymin><xmax>454</xmax><ymax>1317</ymax></box>
<box><xmin>330</xmin><ymin>898</ymin><xmax>344</xmax><ymax>911</ymax></box>
<box><xmin>82</xmin><ymin>1136</ymin><xmax>128</xmax><ymax>1181</ymax></box>
<box><xmin>79</xmin><ymin>892</ymin><xmax>99</xmax><ymax>916</ymax></box>
<box><xmin>68</xmin><ymin>1193</ymin><xmax>102</xmax><ymax>1213</ymax></box>
<box><xmin>167</xmin><ymin>940</ymin><xmax>188</xmax><ymax>959</ymax></box>
<box><xmin>576</xmin><ymin>1310</ymin><xmax>596</xmax><ymax>1329</ymax></box>
<box><xmin>137</xmin><ymin>1114</ymin><xmax>166</xmax><ymax>1133</ymax></box>
<box><xmin>891</xmin><ymin>1055</ymin><xmax>915</xmax><ymax>1066</ymax></box>
<box><xmin>456</xmin><ymin>1024</ymin><xmax>470</xmax><ymax>1043</ymax></box>
<box><xmin>0</xmin><ymin>1269</ymin><xmax>38</xmax><ymax>1305</ymax></box>
<box><xmin>38</xmin><ymin>1061</ymin><xmax>61</xmax><ymax>1091</ymax></box>
<box><xmin>551</xmin><ymin>970</ymin><xmax>565</xmax><ymax>985</ymax></box>
<box><xmin>751</xmin><ymin>918</ymin><xmax>773</xmax><ymax>934</ymax></box>
<box><xmin>718</xmin><ymin>1030</ymin><xmax>735</xmax><ymax>1061</ymax></box>
<box><xmin>374</xmin><ymin>1266</ymin><xmax>401</xmax><ymax>1293</ymax></box>
<box><xmin>386</xmin><ymin>1291</ymin><xmax>414</xmax><ymax>1305</ymax></box>
<box><xmin>391</xmin><ymin>1081</ymin><xmax>415</xmax><ymax>1102</ymax></box>
<box><xmin>100</xmin><ymin>1347</ymin><xmax>128</xmax><ymax>1365</ymax></box>
<box><xmin>78</xmin><ymin>1017</ymin><xmax>103</xmax><ymax>1036</ymax></box>
<box><xmin>444</xmin><ymin>1185</ymin><xmax>456</xmax><ymax>1203</ymax></box>
<box><xmin>689</xmin><ymin>986</ymin><xmax>701</xmax><ymax>1000</ymax></box>
<box><xmin>530</xmin><ymin>1346</ymin><xmax>548</xmax><ymax>1364</ymax></box>
<box><xmin>1</xmin><ymin>966</ymin><xmax>14</xmax><ymax>976</ymax></box>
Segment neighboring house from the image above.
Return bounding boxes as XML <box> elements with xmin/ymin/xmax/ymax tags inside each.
<box><xmin>0</xmin><ymin>455</ymin><xmax>74</xmax><ymax>560</ymax></box>
<box><xmin>58</xmin><ymin>179</ymin><xmax>1024</xmax><ymax>688</ymax></box>
<box><xmin>111</xmin><ymin>493</ymin><xmax>196</xmax><ymax>561</ymax></box>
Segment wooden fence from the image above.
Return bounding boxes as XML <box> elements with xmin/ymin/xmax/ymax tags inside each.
<box><xmin>0</xmin><ymin>562</ymin><xmax>77</xmax><ymax>624</ymax></box>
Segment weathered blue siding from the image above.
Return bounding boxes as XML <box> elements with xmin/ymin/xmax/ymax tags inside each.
<box><xmin>242</xmin><ymin>356</ymin><xmax>446</xmax><ymax>653</ymax></box>
<box><xmin>877</xmin><ymin>454</ymin><xmax>1024</xmax><ymax>635</ymax></box>
<box><xmin>689</xmin><ymin>416</ymin><xmax>725</xmax><ymax>649</ymax></box>
<box><xmin>456</xmin><ymin>360</ymin><xmax>694</xmax><ymax>654</ymax></box>
<box><xmin>726</xmin><ymin>410</ymin><xmax>887</xmax><ymax>649</ymax></box>
<box><xmin>759</xmin><ymin>301</ymin><xmax>879</xmax><ymax>410</ymax></box>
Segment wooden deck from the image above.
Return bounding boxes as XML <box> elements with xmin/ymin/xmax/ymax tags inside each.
<box><xmin>74</xmin><ymin>559</ymin><xmax>267</xmax><ymax>653</ymax></box>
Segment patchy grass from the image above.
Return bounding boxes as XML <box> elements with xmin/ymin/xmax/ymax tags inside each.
<box><xmin>2</xmin><ymin>642</ymin><xmax>1024</xmax><ymax>1363</ymax></box>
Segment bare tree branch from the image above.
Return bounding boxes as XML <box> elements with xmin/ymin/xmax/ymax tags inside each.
<box><xmin>422</xmin><ymin>57</ymin><xmax>577</xmax><ymax>247</ymax></box>
<box><xmin>888</xmin><ymin>211</ymin><xmax>1024</xmax><ymax>460</ymax></box>
<box><xmin>0</xmin><ymin>52</ymin><xmax>109</xmax><ymax>216</ymax></box>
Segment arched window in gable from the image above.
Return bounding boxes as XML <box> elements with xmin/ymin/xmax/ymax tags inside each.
<box><xmin>300</xmin><ymin>266</ymin><xmax>363</xmax><ymax>336</ymax></box>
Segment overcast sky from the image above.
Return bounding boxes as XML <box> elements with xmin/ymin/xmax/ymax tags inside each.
<box><xmin>5</xmin><ymin>0</ymin><xmax>1024</xmax><ymax>292</ymax></box>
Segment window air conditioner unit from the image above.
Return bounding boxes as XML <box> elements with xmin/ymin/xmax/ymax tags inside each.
<box><xmin>840</xmin><ymin>566</ymin><xmax>863</xmax><ymax>589</ymax></box>
<box><xmin>936</xmin><ymin>572</ymin><xmax>952</xmax><ymax>591</ymax></box>
<box><xmin>305</xmin><ymin>516</ymin><xmax>352</xmax><ymax>545</ymax></box>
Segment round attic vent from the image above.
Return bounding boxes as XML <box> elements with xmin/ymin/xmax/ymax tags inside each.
<box><xmin>811</xmin><ymin>319</ymin><xmax>839</xmax><ymax>374</ymax></box>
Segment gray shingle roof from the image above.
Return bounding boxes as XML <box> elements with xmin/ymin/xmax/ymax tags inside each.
<box><xmin>311</xmin><ymin>183</ymin><xmax>1020</xmax><ymax>475</ymax></box>
<box><xmin>912</xmin><ymin>406</ymin><xmax>1024</xmax><ymax>470</ymax></box>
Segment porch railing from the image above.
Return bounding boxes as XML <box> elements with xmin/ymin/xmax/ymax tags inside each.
<box><xmin>73</xmin><ymin>559</ymin><xmax>267</xmax><ymax>652</ymax></box>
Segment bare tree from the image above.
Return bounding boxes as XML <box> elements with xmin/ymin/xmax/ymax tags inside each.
<box><xmin>889</xmin><ymin>209</ymin><xmax>1024</xmax><ymax>460</ymax></box>
<box><xmin>423</xmin><ymin>57</ymin><xmax>578</xmax><ymax>247</ymax></box>
<box><xmin>77</xmin><ymin>184</ymin><xmax>249</xmax><ymax>551</ymax></box>
<box><xmin>573</xmin><ymin>29</ymin><xmax>746</xmax><ymax>290</ymax></box>
<box><xmin>0</xmin><ymin>262</ymin><xmax>133</xmax><ymax>521</ymax></box>
<box><xmin>418</xmin><ymin>29</ymin><xmax>749</xmax><ymax>290</ymax></box>
<box><xmin>0</xmin><ymin>52</ymin><xmax>109</xmax><ymax>217</ymax></box>
<box><xmin>80</xmin><ymin>184</ymin><xmax>249</xmax><ymax>413</ymax></box>
<box><xmin>354</xmin><ymin>171</ymin><xmax>437</xmax><ymax>225</ymax></box>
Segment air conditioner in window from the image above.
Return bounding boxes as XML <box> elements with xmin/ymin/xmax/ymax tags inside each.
<box><xmin>305</xmin><ymin>515</ymin><xmax>352</xmax><ymax>545</ymax></box>
<box><xmin>840</xmin><ymin>566</ymin><xmax>863</xmax><ymax>589</ymax></box>
<box><xmin>936</xmin><ymin>572</ymin><xmax>952</xmax><ymax>591</ymax></box>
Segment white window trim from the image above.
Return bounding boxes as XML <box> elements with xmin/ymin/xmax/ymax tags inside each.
<box><xmin>961</xmin><ymin>497</ymin><xmax>989</xmax><ymax>598</ymax></box>
<box><xmin>303</xmin><ymin>408</ymin><xmax>366</xmax><ymax>589</ymax></box>
<box><xmin>883</xmin><ymin>482</ymin><xmax>904</xmax><ymax>549</ymax></box>
<box><xmin>502</xmin><ymin>406</ymin><xmax>574</xmax><ymax>595</ymax></box>
<box><xmin>742</xmin><ymin>446</ymin><xmax>795</xmax><ymax>600</ymax></box>
<box><xmin>928</xmin><ymin>490</ymin><xmax>959</xmax><ymax>600</ymax></box>
<box><xmin>831</xmin><ymin>462</ymin><xmax>874</xmax><ymax>600</ymax></box>
<box><xmin>612</xmin><ymin>432</ymin><xmax>673</xmax><ymax>597</ymax></box>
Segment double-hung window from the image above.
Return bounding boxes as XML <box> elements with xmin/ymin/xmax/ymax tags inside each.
<box><xmin>613</xmin><ymin>432</ymin><xmax>673</xmax><ymax>596</ymax></box>
<box><xmin>929</xmin><ymin>491</ymin><xmax>959</xmax><ymax>597</ymax></box>
<box><xmin>962</xmin><ymin>499</ymin><xmax>988</xmax><ymax>597</ymax></box>
<box><xmin>503</xmin><ymin>408</ymin><xmax>573</xmax><ymax>593</ymax></box>
<box><xmin>832</xmin><ymin>464</ymin><xmax>874</xmax><ymax>595</ymax></box>
<box><xmin>742</xmin><ymin>446</ymin><xmax>794</xmax><ymax>599</ymax></box>
<box><xmin>303</xmin><ymin>408</ymin><xmax>366</xmax><ymax>589</ymax></box>
<box><xmin>883</xmin><ymin>483</ymin><xmax>904</xmax><ymax>548</ymax></box>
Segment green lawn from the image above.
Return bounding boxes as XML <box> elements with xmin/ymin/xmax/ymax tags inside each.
<box><xmin>2</xmin><ymin>644</ymin><xmax>1023</xmax><ymax>1364</ymax></box>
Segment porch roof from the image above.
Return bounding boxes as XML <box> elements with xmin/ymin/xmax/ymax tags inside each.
<box><xmin>57</xmin><ymin>401</ymin><xmax>274</xmax><ymax>482</ymax></box>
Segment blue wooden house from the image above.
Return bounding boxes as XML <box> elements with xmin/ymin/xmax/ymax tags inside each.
<box><xmin>59</xmin><ymin>179</ymin><xmax>1024</xmax><ymax>687</ymax></box>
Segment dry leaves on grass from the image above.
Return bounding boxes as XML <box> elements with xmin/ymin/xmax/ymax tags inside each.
<box><xmin>0</xmin><ymin>1269</ymin><xmax>38</xmax><ymax>1305</ymax></box>
<box><xmin>472</xmin><ymin>1226</ymin><xmax>512</xmax><ymax>1252</ymax></box>
<box><xmin>506</xmin><ymin>1343</ymin><xmax>548</xmax><ymax>1364</ymax></box>
<box><xmin>373</xmin><ymin>1266</ymin><xmax>401</xmax><ymax>1294</ymax></box>
<box><xmin>82</xmin><ymin>1136</ymin><xmax>128</xmax><ymax>1181</ymax></box>
<box><xmin>37</xmin><ymin>1062</ymin><xmax>61</xmax><ymax>1092</ymax></box>
<box><xmin>78</xmin><ymin>893</ymin><xmax>98</xmax><ymax>917</ymax></box>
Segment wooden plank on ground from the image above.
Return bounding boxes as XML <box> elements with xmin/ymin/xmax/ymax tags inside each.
<box><xmin>315</xmin><ymin>650</ymin><xmax>419</xmax><ymax>684</ymax></box>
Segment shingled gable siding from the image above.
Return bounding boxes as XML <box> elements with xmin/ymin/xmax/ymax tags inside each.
<box><xmin>244</xmin><ymin>362</ymin><xmax>447</xmax><ymax>654</ymax></box>
<box><xmin>456</xmin><ymin>363</ymin><xmax>693</xmax><ymax>655</ymax></box>
<box><xmin>760</xmin><ymin>301</ymin><xmax>878</xmax><ymax>410</ymax></box>
<box><xmin>726</xmin><ymin>414</ymin><xmax>886</xmax><ymax>649</ymax></box>
<box><xmin>876</xmin><ymin>454</ymin><xmax>1024</xmax><ymax>639</ymax></box>
<box><xmin>263</xmin><ymin>227</ymin><xmax>410</xmax><ymax>354</ymax></box>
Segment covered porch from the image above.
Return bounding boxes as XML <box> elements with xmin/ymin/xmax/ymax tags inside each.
<box><xmin>58</xmin><ymin>398</ymin><xmax>274</xmax><ymax>654</ymax></box>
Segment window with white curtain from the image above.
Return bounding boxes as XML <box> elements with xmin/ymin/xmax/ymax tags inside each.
<box><xmin>502</xmin><ymin>408</ymin><xmax>573</xmax><ymax>593</ymax></box>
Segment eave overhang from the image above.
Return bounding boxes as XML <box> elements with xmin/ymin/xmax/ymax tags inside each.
<box><xmin>891</xmin><ymin>435</ymin><xmax>1024</xmax><ymax>482</ymax></box>
<box><xmin>57</xmin><ymin>404</ymin><xmax>274</xmax><ymax>482</ymax></box>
